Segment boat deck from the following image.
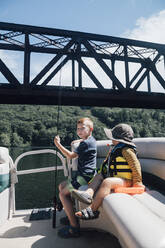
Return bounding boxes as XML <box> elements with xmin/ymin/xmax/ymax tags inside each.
<box><xmin>0</xmin><ymin>209</ymin><xmax>121</xmax><ymax>248</ymax></box>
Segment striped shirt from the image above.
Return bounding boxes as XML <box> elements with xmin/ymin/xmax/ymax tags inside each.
<box><xmin>122</xmin><ymin>147</ymin><xmax>142</xmax><ymax>185</ymax></box>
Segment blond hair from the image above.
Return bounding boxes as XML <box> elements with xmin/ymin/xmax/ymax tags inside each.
<box><xmin>77</xmin><ymin>117</ymin><xmax>93</xmax><ymax>130</ymax></box>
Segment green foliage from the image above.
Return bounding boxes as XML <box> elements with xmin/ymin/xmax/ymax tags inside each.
<box><xmin>0</xmin><ymin>104</ymin><xmax>165</xmax><ymax>148</ymax></box>
<box><xmin>0</xmin><ymin>133</ymin><xmax>11</xmax><ymax>146</ymax></box>
<box><xmin>11</xmin><ymin>132</ymin><xmax>25</xmax><ymax>147</ymax></box>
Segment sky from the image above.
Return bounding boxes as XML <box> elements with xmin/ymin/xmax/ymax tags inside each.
<box><xmin>0</xmin><ymin>0</ymin><xmax>165</xmax><ymax>92</ymax></box>
<box><xmin>1</xmin><ymin>0</ymin><xmax>165</xmax><ymax>38</ymax></box>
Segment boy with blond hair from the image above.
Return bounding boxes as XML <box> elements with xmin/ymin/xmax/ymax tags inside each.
<box><xmin>54</xmin><ymin>117</ymin><xmax>96</xmax><ymax>238</ymax></box>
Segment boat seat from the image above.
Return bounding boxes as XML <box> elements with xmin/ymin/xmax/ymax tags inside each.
<box><xmin>70</xmin><ymin>137</ymin><xmax>165</xmax><ymax>248</ymax></box>
<box><xmin>103</xmin><ymin>192</ymin><xmax>165</xmax><ymax>248</ymax></box>
<box><xmin>135</xmin><ymin>137</ymin><xmax>165</xmax><ymax>181</ymax></box>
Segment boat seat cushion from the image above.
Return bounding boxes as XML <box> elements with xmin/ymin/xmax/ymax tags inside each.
<box><xmin>134</xmin><ymin>191</ymin><xmax>165</xmax><ymax>221</ymax></box>
<box><xmin>139</xmin><ymin>158</ymin><xmax>165</xmax><ymax>180</ymax></box>
<box><xmin>103</xmin><ymin>192</ymin><xmax>165</xmax><ymax>248</ymax></box>
<box><xmin>134</xmin><ymin>137</ymin><xmax>165</xmax><ymax>160</ymax></box>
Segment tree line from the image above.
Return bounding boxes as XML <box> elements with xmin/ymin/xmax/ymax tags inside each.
<box><xmin>0</xmin><ymin>104</ymin><xmax>165</xmax><ymax>148</ymax></box>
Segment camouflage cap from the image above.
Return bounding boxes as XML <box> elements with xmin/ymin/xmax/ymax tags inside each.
<box><xmin>104</xmin><ymin>123</ymin><xmax>135</xmax><ymax>146</ymax></box>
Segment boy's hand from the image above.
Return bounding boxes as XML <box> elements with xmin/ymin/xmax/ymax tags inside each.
<box><xmin>71</xmin><ymin>139</ymin><xmax>83</xmax><ymax>145</ymax></box>
<box><xmin>54</xmin><ymin>135</ymin><xmax>60</xmax><ymax>146</ymax></box>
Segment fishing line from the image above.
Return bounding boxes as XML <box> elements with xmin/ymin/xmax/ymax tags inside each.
<box><xmin>52</xmin><ymin>56</ymin><xmax>63</xmax><ymax>228</ymax></box>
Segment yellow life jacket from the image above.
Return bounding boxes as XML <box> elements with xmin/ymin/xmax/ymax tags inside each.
<box><xmin>100</xmin><ymin>143</ymin><xmax>135</xmax><ymax>180</ymax></box>
<box><xmin>109</xmin><ymin>155</ymin><xmax>132</xmax><ymax>180</ymax></box>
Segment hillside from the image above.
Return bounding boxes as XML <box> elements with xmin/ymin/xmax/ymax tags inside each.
<box><xmin>0</xmin><ymin>104</ymin><xmax>165</xmax><ymax>148</ymax></box>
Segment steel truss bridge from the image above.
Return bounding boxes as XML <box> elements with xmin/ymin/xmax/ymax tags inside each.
<box><xmin>0</xmin><ymin>22</ymin><xmax>165</xmax><ymax>108</ymax></box>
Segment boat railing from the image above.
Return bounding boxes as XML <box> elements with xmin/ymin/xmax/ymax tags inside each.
<box><xmin>9</xmin><ymin>149</ymin><xmax>67</xmax><ymax>218</ymax></box>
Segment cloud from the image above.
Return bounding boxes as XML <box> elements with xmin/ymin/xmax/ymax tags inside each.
<box><xmin>124</xmin><ymin>10</ymin><xmax>165</xmax><ymax>44</ymax></box>
<box><xmin>122</xmin><ymin>10</ymin><xmax>165</xmax><ymax>93</ymax></box>
<box><xmin>0</xmin><ymin>50</ymin><xmax>18</xmax><ymax>69</ymax></box>
<box><xmin>0</xmin><ymin>50</ymin><xmax>23</xmax><ymax>83</ymax></box>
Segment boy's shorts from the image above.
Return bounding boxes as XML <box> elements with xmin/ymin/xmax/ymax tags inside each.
<box><xmin>66</xmin><ymin>172</ymin><xmax>93</xmax><ymax>192</ymax></box>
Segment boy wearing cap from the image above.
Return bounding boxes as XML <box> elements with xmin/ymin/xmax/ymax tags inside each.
<box><xmin>72</xmin><ymin>123</ymin><xmax>143</xmax><ymax>220</ymax></box>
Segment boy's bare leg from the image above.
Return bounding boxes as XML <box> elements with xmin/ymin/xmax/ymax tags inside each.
<box><xmin>84</xmin><ymin>177</ymin><xmax>112</xmax><ymax>211</ymax></box>
<box><xmin>86</xmin><ymin>173</ymin><xmax>104</xmax><ymax>197</ymax></box>
<box><xmin>59</xmin><ymin>181</ymin><xmax>78</xmax><ymax>227</ymax></box>
<box><xmin>91</xmin><ymin>177</ymin><xmax>132</xmax><ymax>211</ymax></box>
<box><xmin>76</xmin><ymin>177</ymin><xmax>132</xmax><ymax>215</ymax></box>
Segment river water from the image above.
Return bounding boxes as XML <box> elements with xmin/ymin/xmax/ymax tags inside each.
<box><xmin>10</xmin><ymin>147</ymin><xmax>66</xmax><ymax>210</ymax></box>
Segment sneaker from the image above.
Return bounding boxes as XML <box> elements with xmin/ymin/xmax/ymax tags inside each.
<box><xmin>58</xmin><ymin>225</ymin><xmax>80</xmax><ymax>238</ymax></box>
<box><xmin>60</xmin><ymin>216</ymin><xmax>70</xmax><ymax>225</ymax></box>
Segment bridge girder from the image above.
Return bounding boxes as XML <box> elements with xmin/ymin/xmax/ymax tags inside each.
<box><xmin>0</xmin><ymin>22</ymin><xmax>165</xmax><ymax>108</ymax></box>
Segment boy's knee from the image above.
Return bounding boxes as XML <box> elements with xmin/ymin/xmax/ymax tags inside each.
<box><xmin>59</xmin><ymin>183</ymin><xmax>62</xmax><ymax>191</ymax></box>
<box><xmin>59</xmin><ymin>188</ymin><xmax>65</xmax><ymax>198</ymax></box>
<box><xmin>59</xmin><ymin>181</ymin><xmax>67</xmax><ymax>192</ymax></box>
<box><xmin>59</xmin><ymin>188</ymin><xmax>70</xmax><ymax>199</ymax></box>
<box><xmin>102</xmin><ymin>177</ymin><xmax>112</xmax><ymax>187</ymax></box>
<box><xmin>59</xmin><ymin>183</ymin><xmax>70</xmax><ymax>197</ymax></box>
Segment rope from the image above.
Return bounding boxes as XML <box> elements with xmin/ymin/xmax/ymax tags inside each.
<box><xmin>52</xmin><ymin>56</ymin><xmax>63</xmax><ymax>228</ymax></box>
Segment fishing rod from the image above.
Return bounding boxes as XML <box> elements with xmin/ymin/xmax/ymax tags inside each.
<box><xmin>52</xmin><ymin>56</ymin><xmax>63</xmax><ymax>229</ymax></box>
